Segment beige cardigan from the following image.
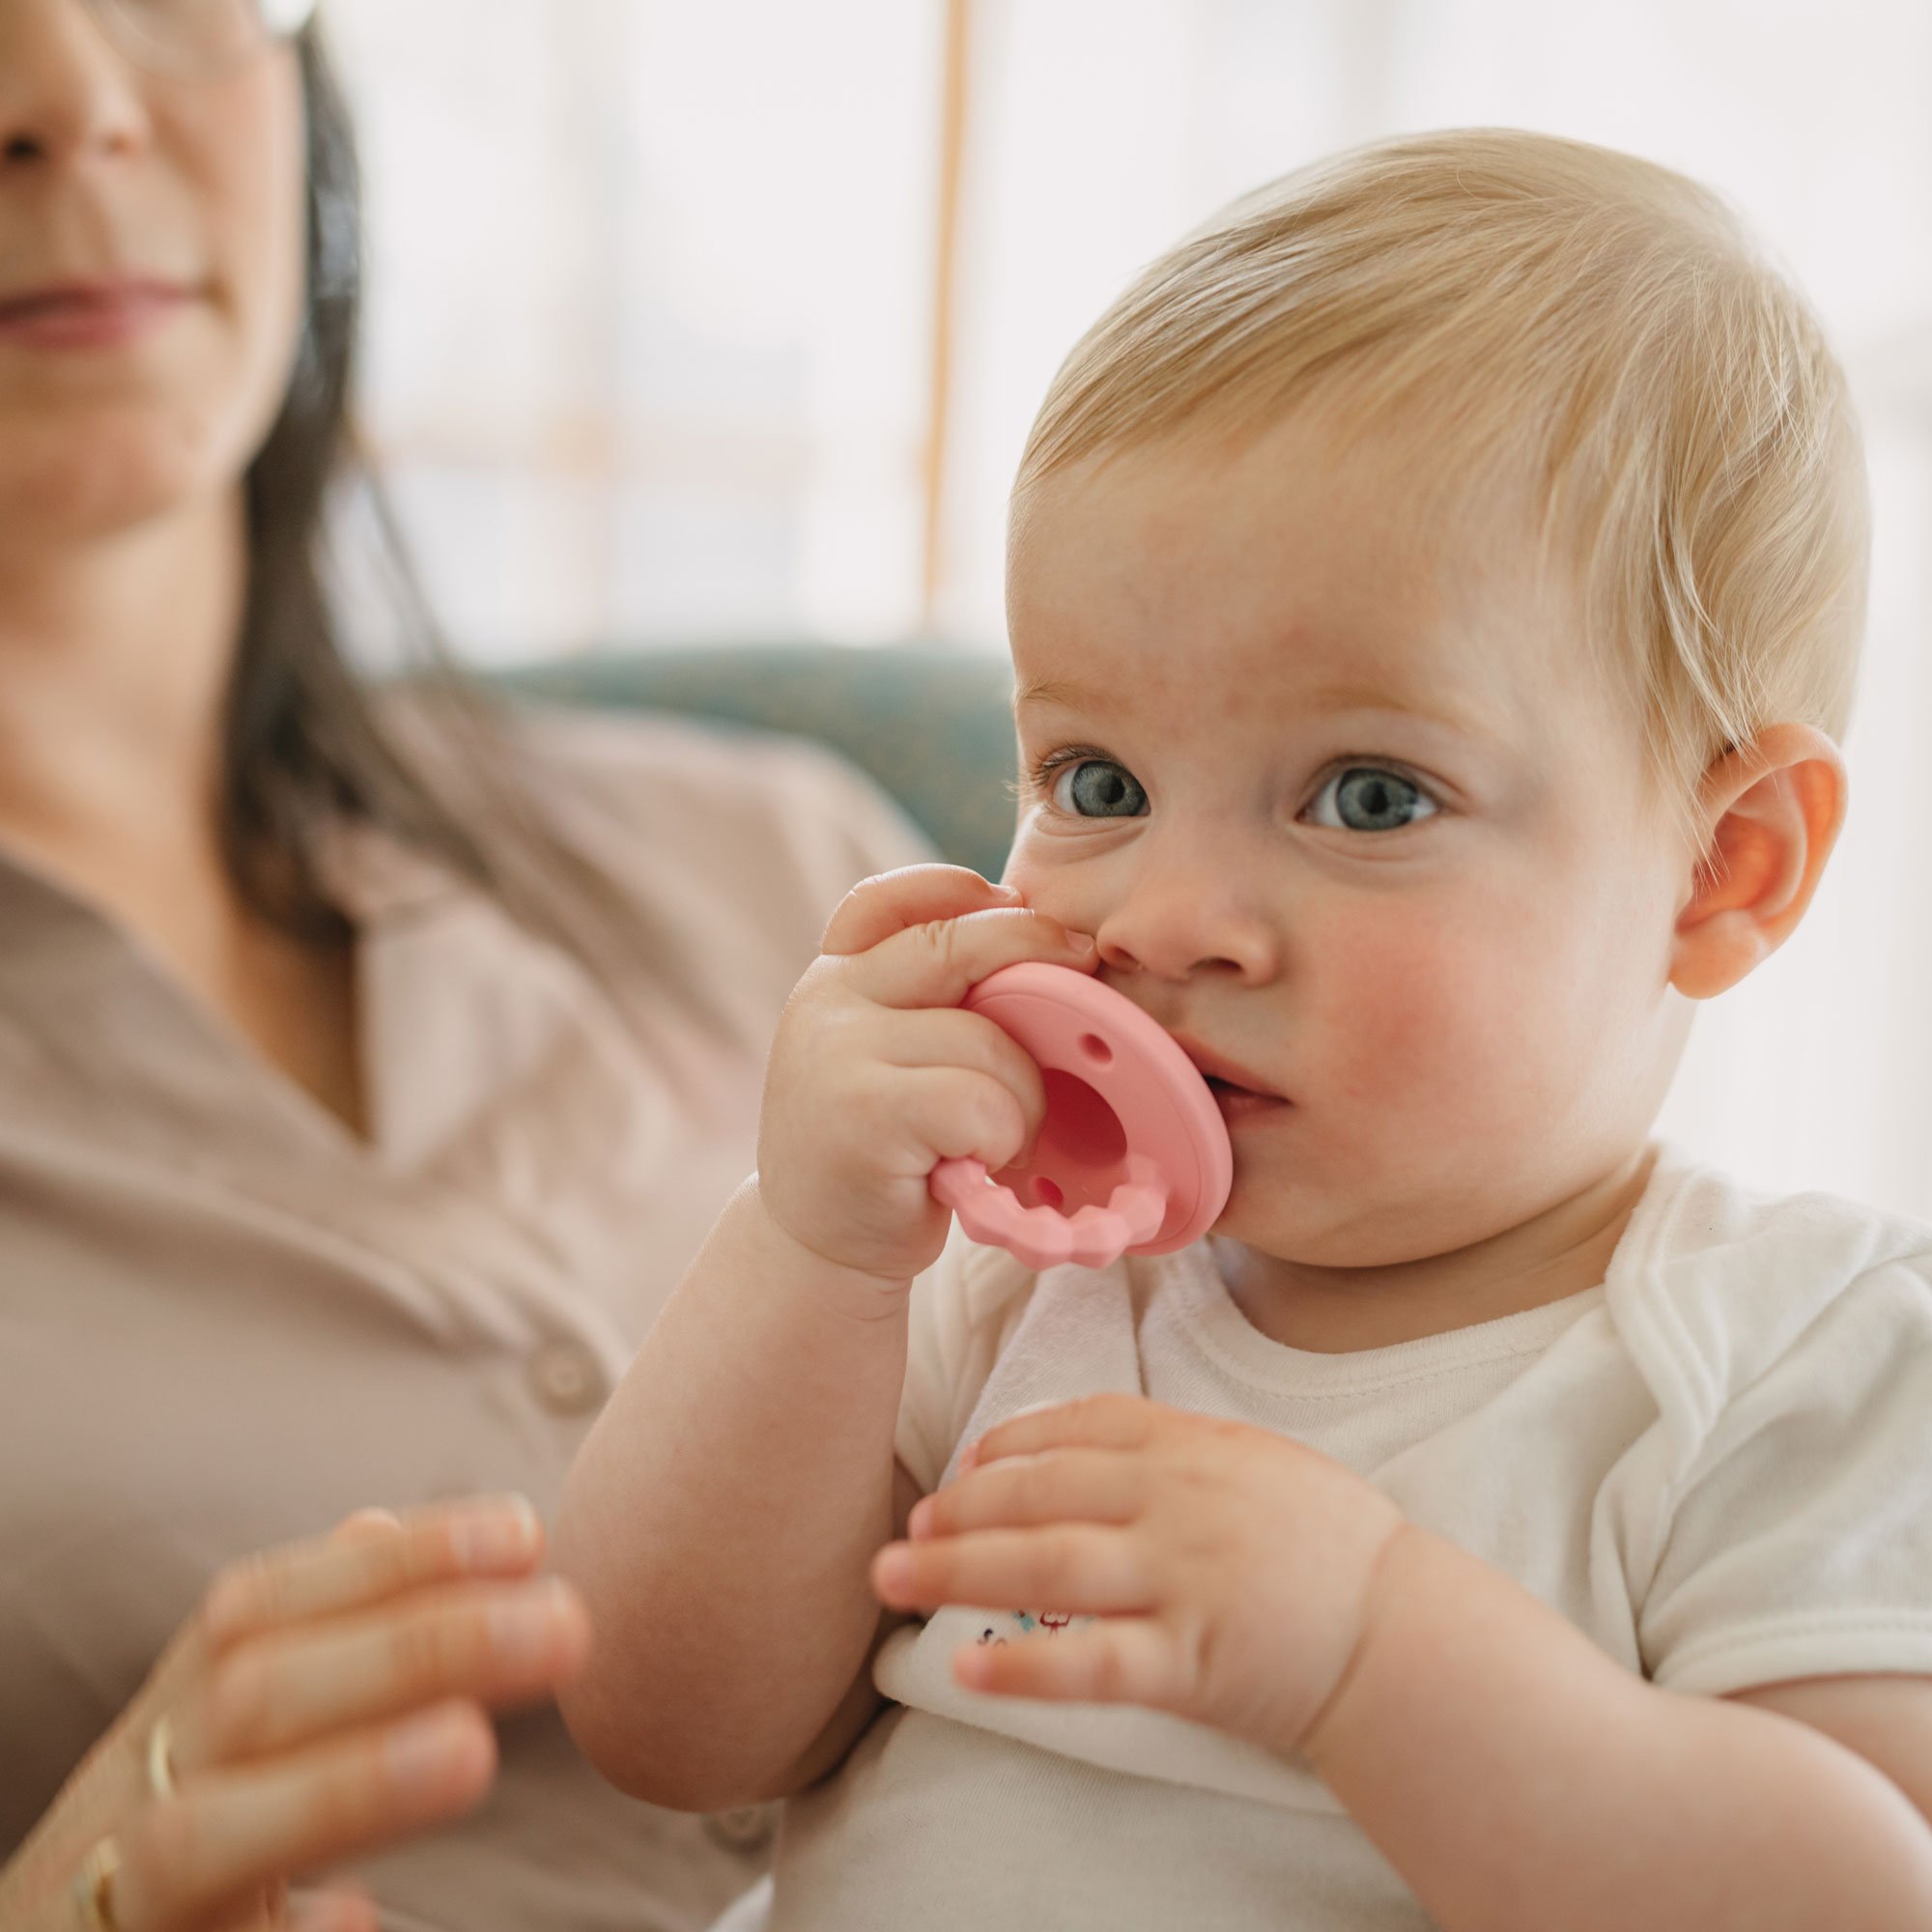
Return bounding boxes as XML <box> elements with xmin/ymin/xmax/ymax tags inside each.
<box><xmin>0</xmin><ymin>698</ymin><xmax>930</xmax><ymax>1931</ymax></box>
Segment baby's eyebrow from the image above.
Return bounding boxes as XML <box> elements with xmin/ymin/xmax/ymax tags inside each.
<box><xmin>1012</xmin><ymin>674</ymin><xmax>1118</xmax><ymax>716</ymax></box>
<box><xmin>1301</xmin><ymin>682</ymin><xmax>1502</xmax><ymax>742</ymax></box>
<box><xmin>1015</xmin><ymin>671</ymin><xmax>1501</xmax><ymax>744</ymax></box>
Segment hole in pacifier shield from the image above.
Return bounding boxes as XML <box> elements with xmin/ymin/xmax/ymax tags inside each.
<box><xmin>992</xmin><ymin>1068</ymin><xmax>1129</xmax><ymax>1214</ymax></box>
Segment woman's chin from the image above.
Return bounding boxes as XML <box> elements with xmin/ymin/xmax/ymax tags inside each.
<box><xmin>0</xmin><ymin>411</ymin><xmax>246</xmax><ymax>544</ymax></box>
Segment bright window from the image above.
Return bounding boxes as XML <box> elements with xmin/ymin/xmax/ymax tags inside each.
<box><xmin>327</xmin><ymin>0</ymin><xmax>1932</xmax><ymax>1216</ymax></box>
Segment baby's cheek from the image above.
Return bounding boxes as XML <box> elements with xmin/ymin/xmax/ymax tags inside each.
<box><xmin>1001</xmin><ymin>841</ymin><xmax>1120</xmax><ymax>939</ymax></box>
<box><xmin>1315</xmin><ymin>903</ymin><xmax>1559</xmax><ymax>1130</ymax></box>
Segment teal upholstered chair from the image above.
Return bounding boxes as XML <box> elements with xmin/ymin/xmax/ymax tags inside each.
<box><xmin>495</xmin><ymin>639</ymin><xmax>1020</xmax><ymax>883</ymax></box>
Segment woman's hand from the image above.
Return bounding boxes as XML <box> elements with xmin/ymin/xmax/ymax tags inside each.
<box><xmin>869</xmin><ymin>1394</ymin><xmax>1410</xmax><ymax>1764</ymax></box>
<box><xmin>755</xmin><ymin>864</ymin><xmax>1098</xmax><ymax>1296</ymax></box>
<box><xmin>0</xmin><ymin>1495</ymin><xmax>590</xmax><ymax>1932</ymax></box>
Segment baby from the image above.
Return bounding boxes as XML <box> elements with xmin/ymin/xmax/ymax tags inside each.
<box><xmin>555</xmin><ymin>129</ymin><xmax>1932</xmax><ymax>1930</ymax></box>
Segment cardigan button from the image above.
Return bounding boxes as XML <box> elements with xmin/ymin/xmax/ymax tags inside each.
<box><xmin>703</xmin><ymin>1804</ymin><xmax>779</xmax><ymax>1854</ymax></box>
<box><xmin>526</xmin><ymin>1338</ymin><xmax>606</xmax><ymax>1417</ymax></box>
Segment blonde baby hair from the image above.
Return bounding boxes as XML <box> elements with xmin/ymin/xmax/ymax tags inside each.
<box><xmin>1014</xmin><ymin>128</ymin><xmax>1870</xmax><ymax>858</ymax></box>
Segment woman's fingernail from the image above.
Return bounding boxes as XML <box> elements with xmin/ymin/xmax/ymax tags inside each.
<box><xmin>451</xmin><ymin>1495</ymin><xmax>541</xmax><ymax>1570</ymax></box>
<box><xmin>384</xmin><ymin>1706</ymin><xmax>481</xmax><ymax>1792</ymax></box>
<box><xmin>874</xmin><ymin>1546</ymin><xmax>914</xmax><ymax>1593</ymax></box>
<box><xmin>489</xmin><ymin>1579</ymin><xmax>571</xmax><ymax>1666</ymax></box>
<box><xmin>1066</xmin><ymin>931</ymin><xmax>1096</xmax><ymax>954</ymax></box>
<box><xmin>292</xmin><ymin>1890</ymin><xmax>370</xmax><ymax>1932</ymax></box>
<box><xmin>335</xmin><ymin>1507</ymin><xmax>403</xmax><ymax>1542</ymax></box>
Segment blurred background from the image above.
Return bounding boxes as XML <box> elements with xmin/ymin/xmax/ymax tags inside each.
<box><xmin>323</xmin><ymin>0</ymin><xmax>1932</xmax><ymax>1220</ymax></box>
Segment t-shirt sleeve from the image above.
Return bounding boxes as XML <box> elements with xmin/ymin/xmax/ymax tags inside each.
<box><xmin>1638</xmin><ymin>1252</ymin><xmax>1932</xmax><ymax>1696</ymax></box>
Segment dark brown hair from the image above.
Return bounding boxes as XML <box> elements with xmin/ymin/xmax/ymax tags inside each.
<box><xmin>226</xmin><ymin>30</ymin><xmax>468</xmax><ymax>935</ymax></box>
<box><xmin>227</xmin><ymin>29</ymin><xmax>706</xmax><ymax>1034</ymax></box>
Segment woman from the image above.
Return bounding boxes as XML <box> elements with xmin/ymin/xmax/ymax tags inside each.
<box><xmin>0</xmin><ymin>3</ymin><xmax>925</xmax><ymax>1929</ymax></box>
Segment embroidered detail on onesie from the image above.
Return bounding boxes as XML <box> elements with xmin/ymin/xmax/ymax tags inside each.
<box><xmin>974</xmin><ymin>1608</ymin><xmax>1096</xmax><ymax>1645</ymax></box>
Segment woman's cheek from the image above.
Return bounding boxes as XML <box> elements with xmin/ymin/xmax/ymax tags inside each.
<box><xmin>183</xmin><ymin>60</ymin><xmax>307</xmax><ymax>453</ymax></box>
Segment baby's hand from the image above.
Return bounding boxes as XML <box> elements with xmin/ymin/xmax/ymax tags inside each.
<box><xmin>756</xmin><ymin>864</ymin><xmax>1098</xmax><ymax>1292</ymax></box>
<box><xmin>870</xmin><ymin>1394</ymin><xmax>1410</xmax><ymax>1764</ymax></box>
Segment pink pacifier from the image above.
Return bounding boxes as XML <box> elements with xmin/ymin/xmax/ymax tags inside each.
<box><xmin>927</xmin><ymin>962</ymin><xmax>1234</xmax><ymax>1270</ymax></box>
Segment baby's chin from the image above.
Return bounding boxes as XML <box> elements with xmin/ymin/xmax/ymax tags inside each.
<box><xmin>1208</xmin><ymin>1164</ymin><xmax>1430</xmax><ymax>1271</ymax></box>
<box><xmin>1208</xmin><ymin>1167</ymin><xmax>1321</xmax><ymax>1259</ymax></box>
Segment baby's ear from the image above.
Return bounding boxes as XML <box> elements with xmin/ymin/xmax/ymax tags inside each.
<box><xmin>1668</xmin><ymin>724</ymin><xmax>1848</xmax><ymax>1001</ymax></box>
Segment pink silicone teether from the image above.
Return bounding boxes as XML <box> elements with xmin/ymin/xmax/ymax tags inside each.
<box><xmin>927</xmin><ymin>962</ymin><xmax>1234</xmax><ymax>1270</ymax></box>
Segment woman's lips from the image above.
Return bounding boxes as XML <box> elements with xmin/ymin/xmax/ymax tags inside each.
<box><xmin>0</xmin><ymin>281</ymin><xmax>192</xmax><ymax>350</ymax></box>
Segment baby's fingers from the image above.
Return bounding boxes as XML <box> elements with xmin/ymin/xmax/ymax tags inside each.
<box><xmin>953</xmin><ymin>1617</ymin><xmax>1182</xmax><ymax>1710</ymax></box>
<box><xmin>908</xmin><ymin>1450</ymin><xmax>1143</xmax><ymax>1541</ymax></box>
<box><xmin>845</xmin><ymin>903</ymin><xmax>1095</xmax><ymax>1011</ymax></box>
<box><xmin>821</xmin><ymin>865</ymin><xmax>1021</xmax><ymax>956</ymax></box>
<box><xmin>871</xmin><ymin>1526</ymin><xmax>1148</xmax><ymax>1618</ymax></box>
<box><xmin>877</xmin><ymin>1008</ymin><xmax>1047</xmax><ymax>1131</ymax></box>
<box><xmin>892</xmin><ymin>1066</ymin><xmax>1035</xmax><ymax>1176</ymax></box>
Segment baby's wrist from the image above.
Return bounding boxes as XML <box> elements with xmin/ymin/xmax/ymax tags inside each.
<box><xmin>1297</xmin><ymin>1518</ymin><xmax>1434</xmax><ymax>1771</ymax></box>
<box><xmin>743</xmin><ymin>1179</ymin><xmax>918</xmax><ymax>1326</ymax></box>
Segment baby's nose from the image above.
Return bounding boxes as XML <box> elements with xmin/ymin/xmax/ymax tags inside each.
<box><xmin>1094</xmin><ymin>864</ymin><xmax>1281</xmax><ymax>985</ymax></box>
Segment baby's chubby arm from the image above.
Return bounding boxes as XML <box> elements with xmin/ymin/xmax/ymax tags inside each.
<box><xmin>553</xmin><ymin>866</ymin><xmax>1096</xmax><ymax>1810</ymax></box>
<box><xmin>1299</xmin><ymin>1528</ymin><xmax>1932</xmax><ymax>1931</ymax></box>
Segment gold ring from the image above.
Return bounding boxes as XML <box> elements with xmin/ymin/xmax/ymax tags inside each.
<box><xmin>71</xmin><ymin>1834</ymin><xmax>123</xmax><ymax>1932</ymax></box>
<box><xmin>144</xmin><ymin>1716</ymin><xmax>177</xmax><ymax>1800</ymax></box>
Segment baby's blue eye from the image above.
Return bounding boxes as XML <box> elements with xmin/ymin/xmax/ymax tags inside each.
<box><xmin>1051</xmin><ymin>759</ymin><xmax>1148</xmax><ymax>819</ymax></box>
<box><xmin>1307</xmin><ymin>766</ymin><xmax>1437</xmax><ymax>833</ymax></box>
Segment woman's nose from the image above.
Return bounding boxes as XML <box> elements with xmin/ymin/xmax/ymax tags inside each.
<box><xmin>1092</xmin><ymin>835</ymin><xmax>1283</xmax><ymax>986</ymax></box>
<box><xmin>0</xmin><ymin>0</ymin><xmax>151</xmax><ymax>171</ymax></box>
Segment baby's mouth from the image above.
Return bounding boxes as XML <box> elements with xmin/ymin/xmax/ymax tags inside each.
<box><xmin>1171</xmin><ymin>1035</ymin><xmax>1291</xmax><ymax>1119</ymax></box>
<box><xmin>1203</xmin><ymin>1074</ymin><xmax>1289</xmax><ymax>1122</ymax></box>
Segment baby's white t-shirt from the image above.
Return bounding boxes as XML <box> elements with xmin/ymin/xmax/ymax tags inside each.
<box><xmin>749</xmin><ymin>1140</ymin><xmax>1932</xmax><ymax>1931</ymax></box>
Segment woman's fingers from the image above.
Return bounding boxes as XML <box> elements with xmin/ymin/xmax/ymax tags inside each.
<box><xmin>287</xmin><ymin>1887</ymin><xmax>379</xmax><ymax>1932</ymax></box>
<box><xmin>113</xmin><ymin>1702</ymin><xmax>494</xmax><ymax>1932</ymax></box>
<box><xmin>191</xmin><ymin>1879</ymin><xmax>373</xmax><ymax>1931</ymax></box>
<box><xmin>819</xmin><ymin>865</ymin><xmax>1020</xmax><ymax>956</ymax></box>
<box><xmin>187</xmin><ymin>1577</ymin><xmax>590</xmax><ymax>1770</ymax></box>
<box><xmin>14</xmin><ymin>1504</ymin><xmax>554</xmax><ymax>1932</ymax></box>
<box><xmin>200</xmin><ymin>1496</ymin><xmax>544</xmax><ymax>1653</ymax></box>
<box><xmin>326</xmin><ymin>1511</ymin><xmax>402</xmax><ymax>1547</ymax></box>
<box><xmin>202</xmin><ymin>1883</ymin><xmax>284</xmax><ymax>1932</ymax></box>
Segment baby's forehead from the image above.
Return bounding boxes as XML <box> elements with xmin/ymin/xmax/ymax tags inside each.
<box><xmin>1008</xmin><ymin>421</ymin><xmax>1588</xmax><ymax>722</ymax></box>
<box><xmin>1012</xmin><ymin>408</ymin><xmax>1558</xmax><ymax>596</ymax></box>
